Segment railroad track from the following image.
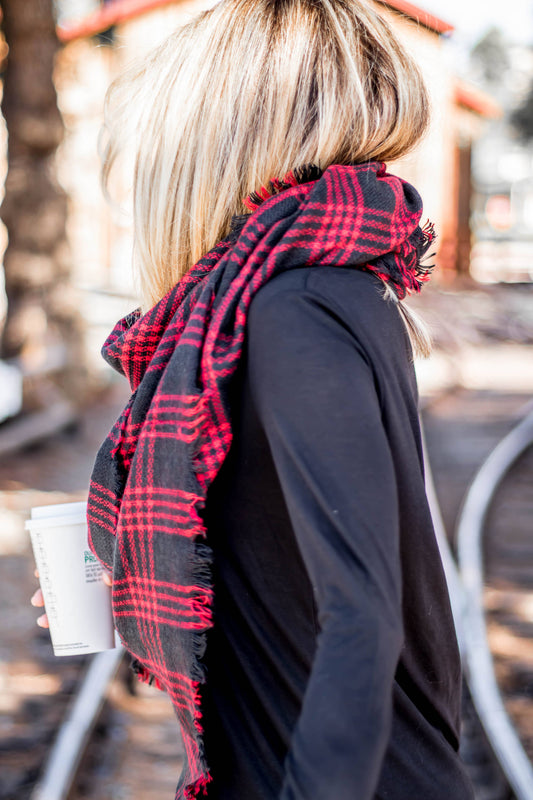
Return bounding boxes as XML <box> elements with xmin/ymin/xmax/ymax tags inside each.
<box><xmin>2</xmin><ymin>388</ymin><xmax>533</xmax><ymax>800</ymax></box>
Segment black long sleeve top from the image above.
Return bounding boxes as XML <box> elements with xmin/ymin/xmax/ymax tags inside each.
<box><xmin>201</xmin><ymin>266</ymin><xmax>474</xmax><ymax>800</ymax></box>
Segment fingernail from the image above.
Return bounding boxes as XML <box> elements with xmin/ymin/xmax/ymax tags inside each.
<box><xmin>30</xmin><ymin>591</ymin><xmax>40</xmax><ymax>606</ymax></box>
<box><xmin>37</xmin><ymin>615</ymin><xmax>48</xmax><ymax>628</ymax></box>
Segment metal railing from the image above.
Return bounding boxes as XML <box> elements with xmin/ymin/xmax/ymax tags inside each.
<box><xmin>423</xmin><ymin>409</ymin><xmax>533</xmax><ymax>800</ymax></box>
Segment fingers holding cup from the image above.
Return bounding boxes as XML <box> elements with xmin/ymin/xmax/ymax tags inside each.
<box><xmin>31</xmin><ymin>587</ymin><xmax>44</xmax><ymax>607</ymax></box>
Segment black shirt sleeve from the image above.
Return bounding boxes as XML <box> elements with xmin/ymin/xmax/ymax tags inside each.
<box><xmin>246</xmin><ymin>272</ymin><xmax>405</xmax><ymax>800</ymax></box>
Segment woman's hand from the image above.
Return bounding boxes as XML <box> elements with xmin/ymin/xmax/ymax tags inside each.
<box><xmin>30</xmin><ymin>568</ymin><xmax>112</xmax><ymax>628</ymax></box>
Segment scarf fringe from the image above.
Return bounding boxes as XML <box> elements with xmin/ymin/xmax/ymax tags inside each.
<box><xmin>189</xmin><ymin>542</ymin><xmax>214</xmax><ymax>682</ymax></box>
<box><xmin>421</xmin><ymin>219</ymin><xmax>436</xmax><ymax>248</ymax></box>
<box><xmin>414</xmin><ymin>218</ymin><xmax>437</xmax><ymax>285</ymax></box>
<box><xmin>184</xmin><ymin>774</ymin><xmax>212</xmax><ymax>799</ymax></box>
<box><xmin>130</xmin><ymin>660</ymin><xmax>166</xmax><ymax>692</ymax></box>
<box><xmin>243</xmin><ymin>163</ymin><xmax>323</xmax><ymax>211</ymax></box>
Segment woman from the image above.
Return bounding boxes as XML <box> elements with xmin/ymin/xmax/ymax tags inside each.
<box><xmin>33</xmin><ymin>1</ymin><xmax>474</xmax><ymax>798</ymax></box>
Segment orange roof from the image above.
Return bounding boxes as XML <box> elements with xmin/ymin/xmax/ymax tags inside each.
<box><xmin>375</xmin><ymin>0</ymin><xmax>453</xmax><ymax>35</ymax></box>
<box><xmin>57</xmin><ymin>0</ymin><xmax>177</xmax><ymax>42</ymax></box>
<box><xmin>57</xmin><ymin>0</ymin><xmax>454</xmax><ymax>43</ymax></box>
<box><xmin>454</xmin><ymin>81</ymin><xmax>502</xmax><ymax>119</ymax></box>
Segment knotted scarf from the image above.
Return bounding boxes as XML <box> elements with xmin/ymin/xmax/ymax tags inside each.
<box><xmin>87</xmin><ymin>161</ymin><xmax>434</xmax><ymax>799</ymax></box>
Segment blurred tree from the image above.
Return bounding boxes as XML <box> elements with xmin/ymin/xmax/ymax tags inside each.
<box><xmin>470</xmin><ymin>28</ymin><xmax>510</xmax><ymax>86</ymax></box>
<box><xmin>0</xmin><ymin>0</ymin><xmax>85</xmax><ymax>404</ymax></box>
<box><xmin>510</xmin><ymin>80</ymin><xmax>533</xmax><ymax>143</ymax></box>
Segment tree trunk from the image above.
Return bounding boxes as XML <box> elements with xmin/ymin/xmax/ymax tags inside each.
<box><xmin>0</xmin><ymin>0</ymin><xmax>85</xmax><ymax>404</ymax></box>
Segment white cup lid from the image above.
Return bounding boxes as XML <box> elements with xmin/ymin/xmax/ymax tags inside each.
<box><xmin>31</xmin><ymin>501</ymin><xmax>87</xmax><ymax>519</ymax></box>
<box><xmin>25</xmin><ymin>501</ymin><xmax>87</xmax><ymax>532</ymax></box>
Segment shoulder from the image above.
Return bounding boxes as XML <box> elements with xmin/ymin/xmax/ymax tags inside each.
<box><xmin>248</xmin><ymin>266</ymin><xmax>412</xmax><ymax>364</ymax></box>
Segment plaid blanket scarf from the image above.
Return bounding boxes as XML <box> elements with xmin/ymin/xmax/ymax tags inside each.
<box><xmin>87</xmin><ymin>161</ymin><xmax>434</xmax><ymax>799</ymax></box>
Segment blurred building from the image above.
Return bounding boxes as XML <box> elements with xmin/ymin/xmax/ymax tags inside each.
<box><xmin>469</xmin><ymin>42</ymin><xmax>533</xmax><ymax>283</ymax></box>
<box><xmin>53</xmin><ymin>0</ymin><xmax>498</xmax><ymax>328</ymax></box>
<box><xmin>371</xmin><ymin>2</ymin><xmax>500</xmax><ymax>278</ymax></box>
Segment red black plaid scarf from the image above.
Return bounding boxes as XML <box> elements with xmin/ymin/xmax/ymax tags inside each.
<box><xmin>87</xmin><ymin>161</ymin><xmax>434</xmax><ymax>799</ymax></box>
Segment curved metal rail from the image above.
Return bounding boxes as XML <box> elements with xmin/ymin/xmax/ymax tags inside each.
<box><xmin>423</xmin><ymin>408</ymin><xmax>533</xmax><ymax>800</ymax></box>
<box><xmin>421</xmin><ymin>425</ymin><xmax>467</xmax><ymax>657</ymax></box>
<box><xmin>31</xmin><ymin>645</ymin><xmax>124</xmax><ymax>800</ymax></box>
<box><xmin>456</xmin><ymin>408</ymin><xmax>533</xmax><ymax>800</ymax></box>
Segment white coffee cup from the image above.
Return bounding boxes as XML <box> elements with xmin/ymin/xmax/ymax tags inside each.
<box><xmin>26</xmin><ymin>501</ymin><xmax>116</xmax><ymax>656</ymax></box>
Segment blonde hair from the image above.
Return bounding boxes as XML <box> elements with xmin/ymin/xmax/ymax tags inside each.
<box><xmin>102</xmin><ymin>0</ymin><xmax>431</xmax><ymax>355</ymax></box>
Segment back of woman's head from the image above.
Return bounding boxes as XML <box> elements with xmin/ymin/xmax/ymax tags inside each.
<box><xmin>102</xmin><ymin>0</ymin><xmax>430</xmax><ymax>308</ymax></box>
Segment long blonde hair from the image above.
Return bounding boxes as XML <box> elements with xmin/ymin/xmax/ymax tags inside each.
<box><xmin>102</xmin><ymin>0</ymin><xmax>432</xmax><ymax>354</ymax></box>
